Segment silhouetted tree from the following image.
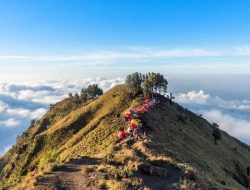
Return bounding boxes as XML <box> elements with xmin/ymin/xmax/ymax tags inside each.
<box><xmin>30</xmin><ymin>119</ymin><xmax>36</xmax><ymax>126</ymax></box>
<box><xmin>80</xmin><ymin>89</ymin><xmax>88</xmax><ymax>102</ymax></box>
<box><xmin>79</xmin><ymin>84</ymin><xmax>103</xmax><ymax>103</ymax></box>
<box><xmin>212</xmin><ymin>123</ymin><xmax>222</xmax><ymax>145</ymax></box>
<box><xmin>74</xmin><ymin>93</ymin><xmax>80</xmax><ymax>103</ymax></box>
<box><xmin>49</xmin><ymin>104</ymin><xmax>54</xmax><ymax>110</ymax></box>
<box><xmin>86</xmin><ymin>84</ymin><xmax>103</xmax><ymax>99</ymax></box>
<box><xmin>16</xmin><ymin>135</ymin><xmax>20</xmax><ymax>141</ymax></box>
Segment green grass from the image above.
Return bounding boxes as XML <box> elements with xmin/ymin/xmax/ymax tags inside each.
<box><xmin>39</xmin><ymin>150</ymin><xmax>59</xmax><ymax>166</ymax></box>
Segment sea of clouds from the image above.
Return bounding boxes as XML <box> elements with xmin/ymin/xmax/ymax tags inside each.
<box><xmin>0</xmin><ymin>77</ymin><xmax>124</xmax><ymax>155</ymax></box>
<box><xmin>175</xmin><ymin>90</ymin><xmax>250</xmax><ymax>142</ymax></box>
<box><xmin>0</xmin><ymin>77</ymin><xmax>249</xmax><ymax>155</ymax></box>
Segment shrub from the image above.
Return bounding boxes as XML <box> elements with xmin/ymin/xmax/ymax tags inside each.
<box><xmin>98</xmin><ymin>179</ymin><xmax>107</xmax><ymax>189</ymax></box>
<box><xmin>81</xmin><ymin>165</ymin><xmax>96</xmax><ymax>173</ymax></box>
<box><xmin>42</xmin><ymin>162</ymin><xmax>60</xmax><ymax>174</ymax></box>
<box><xmin>97</xmin><ymin>164</ymin><xmax>107</xmax><ymax>172</ymax></box>
<box><xmin>39</xmin><ymin>150</ymin><xmax>59</xmax><ymax>166</ymax></box>
<box><xmin>107</xmin><ymin>165</ymin><xmax>133</xmax><ymax>180</ymax></box>
<box><xmin>107</xmin><ymin>180</ymin><xmax>124</xmax><ymax>190</ymax></box>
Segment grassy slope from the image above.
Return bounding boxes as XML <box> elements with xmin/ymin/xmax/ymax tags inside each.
<box><xmin>146</xmin><ymin>99</ymin><xmax>250</xmax><ymax>189</ymax></box>
<box><xmin>0</xmin><ymin>84</ymin><xmax>250</xmax><ymax>189</ymax></box>
<box><xmin>0</xmin><ymin>85</ymin><xmax>134</xmax><ymax>189</ymax></box>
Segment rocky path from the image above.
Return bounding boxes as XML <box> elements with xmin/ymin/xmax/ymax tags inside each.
<box><xmin>36</xmin><ymin>157</ymin><xmax>101</xmax><ymax>190</ymax></box>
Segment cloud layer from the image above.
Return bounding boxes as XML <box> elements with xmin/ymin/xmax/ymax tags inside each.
<box><xmin>0</xmin><ymin>77</ymin><xmax>249</xmax><ymax>155</ymax></box>
<box><xmin>2</xmin><ymin>45</ymin><xmax>250</xmax><ymax>63</ymax></box>
<box><xmin>0</xmin><ymin>77</ymin><xmax>124</xmax><ymax>155</ymax></box>
<box><xmin>175</xmin><ymin>90</ymin><xmax>250</xmax><ymax>143</ymax></box>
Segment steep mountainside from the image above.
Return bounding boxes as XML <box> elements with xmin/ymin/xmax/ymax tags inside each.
<box><xmin>0</xmin><ymin>85</ymin><xmax>250</xmax><ymax>190</ymax></box>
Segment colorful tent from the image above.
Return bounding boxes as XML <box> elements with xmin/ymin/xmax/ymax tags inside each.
<box><xmin>130</xmin><ymin>119</ymin><xmax>139</xmax><ymax>125</ymax></box>
<box><xmin>124</xmin><ymin>112</ymin><xmax>133</xmax><ymax>121</ymax></box>
<box><xmin>134</xmin><ymin>102</ymin><xmax>141</xmax><ymax>107</ymax></box>
<box><xmin>143</xmin><ymin>103</ymin><xmax>151</xmax><ymax>110</ymax></box>
<box><xmin>129</xmin><ymin>123</ymin><xmax>137</xmax><ymax>129</ymax></box>
<box><xmin>145</xmin><ymin>97</ymin><xmax>152</xmax><ymax>103</ymax></box>
<box><xmin>118</xmin><ymin>130</ymin><xmax>127</xmax><ymax>138</ymax></box>
<box><xmin>135</xmin><ymin>106</ymin><xmax>145</xmax><ymax>113</ymax></box>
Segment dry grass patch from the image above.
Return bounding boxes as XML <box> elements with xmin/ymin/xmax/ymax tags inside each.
<box><xmin>81</xmin><ymin>165</ymin><xmax>96</xmax><ymax>173</ymax></box>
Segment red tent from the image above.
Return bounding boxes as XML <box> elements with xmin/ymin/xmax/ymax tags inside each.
<box><xmin>145</xmin><ymin>97</ymin><xmax>152</xmax><ymax>103</ymax></box>
<box><xmin>118</xmin><ymin>130</ymin><xmax>127</xmax><ymax>138</ymax></box>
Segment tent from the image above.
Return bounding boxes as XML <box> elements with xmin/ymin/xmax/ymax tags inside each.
<box><xmin>118</xmin><ymin>130</ymin><xmax>127</xmax><ymax>138</ymax></box>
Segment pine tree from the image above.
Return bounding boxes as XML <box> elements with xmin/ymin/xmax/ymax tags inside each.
<box><xmin>74</xmin><ymin>93</ymin><xmax>80</xmax><ymax>103</ymax></box>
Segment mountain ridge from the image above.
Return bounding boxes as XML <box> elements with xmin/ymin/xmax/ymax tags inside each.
<box><xmin>0</xmin><ymin>84</ymin><xmax>250</xmax><ymax>190</ymax></box>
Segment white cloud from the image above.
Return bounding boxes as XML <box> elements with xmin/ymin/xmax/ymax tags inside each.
<box><xmin>175</xmin><ymin>90</ymin><xmax>250</xmax><ymax>142</ymax></box>
<box><xmin>30</xmin><ymin>108</ymin><xmax>47</xmax><ymax>119</ymax></box>
<box><xmin>175</xmin><ymin>90</ymin><xmax>210</xmax><ymax>104</ymax></box>
<box><xmin>203</xmin><ymin>109</ymin><xmax>250</xmax><ymax>139</ymax></box>
<box><xmin>0</xmin><ymin>48</ymin><xmax>219</xmax><ymax>63</ymax></box>
<box><xmin>0</xmin><ymin>77</ymin><xmax>125</xmax><ymax>155</ymax></box>
<box><xmin>0</xmin><ymin>77</ymin><xmax>125</xmax><ymax>128</ymax></box>
<box><xmin>176</xmin><ymin>90</ymin><xmax>250</xmax><ymax>111</ymax></box>
<box><xmin>2</xmin><ymin>45</ymin><xmax>250</xmax><ymax>65</ymax></box>
<box><xmin>0</xmin><ymin>77</ymin><xmax>124</xmax><ymax>104</ymax></box>
<box><xmin>6</xmin><ymin>108</ymin><xmax>30</xmax><ymax>118</ymax></box>
<box><xmin>0</xmin><ymin>118</ymin><xmax>20</xmax><ymax>128</ymax></box>
<box><xmin>233</xmin><ymin>45</ymin><xmax>250</xmax><ymax>56</ymax></box>
<box><xmin>0</xmin><ymin>101</ymin><xmax>8</xmax><ymax>113</ymax></box>
<box><xmin>3</xmin><ymin>145</ymin><xmax>11</xmax><ymax>154</ymax></box>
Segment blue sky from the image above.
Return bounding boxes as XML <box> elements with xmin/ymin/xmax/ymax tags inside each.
<box><xmin>0</xmin><ymin>0</ymin><xmax>250</xmax><ymax>154</ymax></box>
<box><xmin>1</xmin><ymin>0</ymin><xmax>250</xmax><ymax>49</ymax></box>
<box><xmin>1</xmin><ymin>0</ymin><xmax>250</xmax><ymax>81</ymax></box>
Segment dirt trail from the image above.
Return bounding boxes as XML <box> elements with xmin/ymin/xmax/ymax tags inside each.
<box><xmin>36</xmin><ymin>157</ymin><xmax>101</xmax><ymax>190</ymax></box>
<box><xmin>136</xmin><ymin>166</ymin><xmax>182</xmax><ymax>189</ymax></box>
<box><xmin>35</xmin><ymin>154</ymin><xmax>182</xmax><ymax>190</ymax></box>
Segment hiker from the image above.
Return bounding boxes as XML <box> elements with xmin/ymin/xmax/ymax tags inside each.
<box><xmin>117</xmin><ymin>128</ymin><xmax>127</xmax><ymax>139</ymax></box>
